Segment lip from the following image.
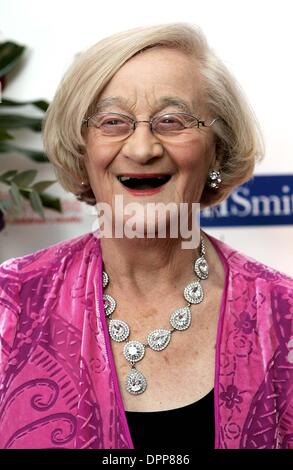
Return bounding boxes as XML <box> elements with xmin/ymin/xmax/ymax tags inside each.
<box><xmin>121</xmin><ymin>186</ymin><xmax>166</xmax><ymax>196</ymax></box>
<box><xmin>116</xmin><ymin>173</ymin><xmax>172</xmax><ymax>196</ymax></box>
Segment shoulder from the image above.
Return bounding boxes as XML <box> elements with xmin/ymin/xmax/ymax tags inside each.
<box><xmin>0</xmin><ymin>232</ymin><xmax>101</xmax><ymax>369</ymax></box>
<box><xmin>0</xmin><ymin>231</ymin><xmax>100</xmax><ymax>277</ymax></box>
<box><xmin>206</xmin><ymin>232</ymin><xmax>293</xmax><ymax>290</ymax></box>
<box><xmin>0</xmin><ymin>231</ymin><xmax>101</xmax><ymax>319</ymax></box>
<box><xmin>206</xmin><ymin>232</ymin><xmax>292</xmax><ymax>350</ymax></box>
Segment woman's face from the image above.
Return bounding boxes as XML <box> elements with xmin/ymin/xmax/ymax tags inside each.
<box><xmin>84</xmin><ymin>47</ymin><xmax>216</xmax><ymax>228</ymax></box>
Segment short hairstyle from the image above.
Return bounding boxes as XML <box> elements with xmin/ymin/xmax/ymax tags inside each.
<box><xmin>43</xmin><ymin>22</ymin><xmax>264</xmax><ymax>207</ymax></box>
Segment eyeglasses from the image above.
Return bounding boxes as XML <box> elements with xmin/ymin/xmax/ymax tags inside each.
<box><xmin>82</xmin><ymin>111</ymin><xmax>218</xmax><ymax>142</ymax></box>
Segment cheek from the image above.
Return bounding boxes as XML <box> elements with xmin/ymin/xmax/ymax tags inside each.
<box><xmin>84</xmin><ymin>140</ymin><xmax>114</xmax><ymax>175</ymax></box>
<box><xmin>165</xmin><ymin>138</ymin><xmax>210</xmax><ymax>175</ymax></box>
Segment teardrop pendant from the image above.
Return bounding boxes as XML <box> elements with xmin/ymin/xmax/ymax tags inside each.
<box><xmin>170</xmin><ymin>306</ymin><xmax>191</xmax><ymax>331</ymax></box>
<box><xmin>102</xmin><ymin>270</ymin><xmax>109</xmax><ymax>288</ymax></box>
<box><xmin>194</xmin><ymin>257</ymin><xmax>209</xmax><ymax>280</ymax></box>
<box><xmin>109</xmin><ymin>319</ymin><xmax>130</xmax><ymax>342</ymax></box>
<box><xmin>103</xmin><ymin>294</ymin><xmax>116</xmax><ymax>316</ymax></box>
<box><xmin>147</xmin><ymin>329</ymin><xmax>171</xmax><ymax>351</ymax></box>
<box><xmin>183</xmin><ymin>281</ymin><xmax>204</xmax><ymax>304</ymax></box>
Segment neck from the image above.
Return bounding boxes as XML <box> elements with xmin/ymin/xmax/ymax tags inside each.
<box><xmin>99</xmin><ymin>234</ymin><xmax>202</xmax><ymax>299</ymax></box>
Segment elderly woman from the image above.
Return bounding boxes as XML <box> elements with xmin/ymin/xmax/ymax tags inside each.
<box><xmin>0</xmin><ymin>23</ymin><xmax>292</xmax><ymax>450</ymax></box>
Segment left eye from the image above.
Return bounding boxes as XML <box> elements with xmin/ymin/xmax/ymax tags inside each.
<box><xmin>155</xmin><ymin>116</ymin><xmax>185</xmax><ymax>131</ymax></box>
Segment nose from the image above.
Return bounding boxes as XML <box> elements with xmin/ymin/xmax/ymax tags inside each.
<box><xmin>121</xmin><ymin>122</ymin><xmax>164</xmax><ymax>164</ymax></box>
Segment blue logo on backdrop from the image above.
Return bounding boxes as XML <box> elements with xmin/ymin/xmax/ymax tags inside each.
<box><xmin>201</xmin><ymin>174</ymin><xmax>293</xmax><ymax>227</ymax></box>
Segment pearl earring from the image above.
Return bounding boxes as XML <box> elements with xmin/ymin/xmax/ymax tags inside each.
<box><xmin>207</xmin><ymin>169</ymin><xmax>222</xmax><ymax>189</ymax></box>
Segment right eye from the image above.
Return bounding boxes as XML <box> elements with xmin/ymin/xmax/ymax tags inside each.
<box><xmin>95</xmin><ymin>114</ymin><xmax>131</xmax><ymax>134</ymax></box>
<box><xmin>101</xmin><ymin>118</ymin><xmax>124</xmax><ymax>126</ymax></box>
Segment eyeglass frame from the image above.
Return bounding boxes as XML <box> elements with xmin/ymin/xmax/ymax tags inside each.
<box><xmin>81</xmin><ymin>111</ymin><xmax>219</xmax><ymax>138</ymax></box>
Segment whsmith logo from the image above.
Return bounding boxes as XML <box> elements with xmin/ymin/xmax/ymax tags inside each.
<box><xmin>201</xmin><ymin>174</ymin><xmax>293</xmax><ymax>227</ymax></box>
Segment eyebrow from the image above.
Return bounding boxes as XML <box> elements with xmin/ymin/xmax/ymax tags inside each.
<box><xmin>95</xmin><ymin>95</ymin><xmax>195</xmax><ymax>115</ymax></box>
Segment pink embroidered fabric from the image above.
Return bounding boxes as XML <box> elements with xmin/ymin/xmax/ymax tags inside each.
<box><xmin>0</xmin><ymin>232</ymin><xmax>292</xmax><ymax>449</ymax></box>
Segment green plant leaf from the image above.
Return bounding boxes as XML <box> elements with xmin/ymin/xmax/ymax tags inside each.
<box><xmin>0</xmin><ymin>142</ymin><xmax>49</xmax><ymax>162</ymax></box>
<box><xmin>0</xmin><ymin>114</ymin><xmax>42</xmax><ymax>131</ymax></box>
<box><xmin>9</xmin><ymin>181</ymin><xmax>22</xmax><ymax>211</ymax></box>
<box><xmin>29</xmin><ymin>190</ymin><xmax>44</xmax><ymax>218</ymax></box>
<box><xmin>20</xmin><ymin>189</ymin><xmax>62</xmax><ymax>213</ymax></box>
<box><xmin>0</xmin><ymin>41</ymin><xmax>26</xmax><ymax>77</ymax></box>
<box><xmin>39</xmin><ymin>192</ymin><xmax>62</xmax><ymax>212</ymax></box>
<box><xmin>0</xmin><ymin>170</ymin><xmax>18</xmax><ymax>181</ymax></box>
<box><xmin>0</xmin><ymin>98</ymin><xmax>49</xmax><ymax>112</ymax></box>
<box><xmin>31</xmin><ymin>180</ymin><xmax>56</xmax><ymax>192</ymax></box>
<box><xmin>12</xmin><ymin>169</ymin><xmax>37</xmax><ymax>187</ymax></box>
<box><xmin>0</xmin><ymin>128</ymin><xmax>14</xmax><ymax>141</ymax></box>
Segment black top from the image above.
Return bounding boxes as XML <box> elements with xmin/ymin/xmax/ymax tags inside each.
<box><xmin>125</xmin><ymin>388</ymin><xmax>214</xmax><ymax>450</ymax></box>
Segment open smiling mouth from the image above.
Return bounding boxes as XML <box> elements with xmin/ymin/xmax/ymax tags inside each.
<box><xmin>117</xmin><ymin>175</ymin><xmax>171</xmax><ymax>190</ymax></box>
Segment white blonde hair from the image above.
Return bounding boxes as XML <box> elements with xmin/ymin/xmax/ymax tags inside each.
<box><xmin>43</xmin><ymin>22</ymin><xmax>264</xmax><ymax>207</ymax></box>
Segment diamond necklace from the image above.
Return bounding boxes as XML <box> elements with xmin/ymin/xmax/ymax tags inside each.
<box><xmin>102</xmin><ymin>236</ymin><xmax>209</xmax><ymax>395</ymax></box>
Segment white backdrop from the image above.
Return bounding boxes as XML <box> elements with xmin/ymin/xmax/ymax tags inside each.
<box><xmin>0</xmin><ymin>0</ymin><xmax>293</xmax><ymax>274</ymax></box>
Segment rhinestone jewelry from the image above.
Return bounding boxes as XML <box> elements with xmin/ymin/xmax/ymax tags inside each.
<box><xmin>124</xmin><ymin>340</ymin><xmax>145</xmax><ymax>363</ymax></box>
<box><xmin>194</xmin><ymin>257</ymin><xmax>209</xmax><ymax>280</ymax></box>
<box><xmin>208</xmin><ymin>169</ymin><xmax>222</xmax><ymax>189</ymax></box>
<box><xmin>109</xmin><ymin>319</ymin><xmax>130</xmax><ymax>342</ymax></box>
<box><xmin>183</xmin><ymin>281</ymin><xmax>204</xmax><ymax>304</ymax></box>
<box><xmin>102</xmin><ymin>235</ymin><xmax>209</xmax><ymax>395</ymax></box>
<box><xmin>170</xmin><ymin>306</ymin><xmax>191</xmax><ymax>331</ymax></box>
<box><xmin>103</xmin><ymin>271</ymin><xmax>109</xmax><ymax>288</ymax></box>
<box><xmin>147</xmin><ymin>329</ymin><xmax>171</xmax><ymax>351</ymax></box>
<box><xmin>103</xmin><ymin>294</ymin><xmax>116</xmax><ymax>316</ymax></box>
<box><xmin>126</xmin><ymin>369</ymin><xmax>147</xmax><ymax>395</ymax></box>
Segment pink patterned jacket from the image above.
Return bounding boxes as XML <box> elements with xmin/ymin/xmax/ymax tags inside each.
<box><xmin>0</xmin><ymin>232</ymin><xmax>292</xmax><ymax>449</ymax></box>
